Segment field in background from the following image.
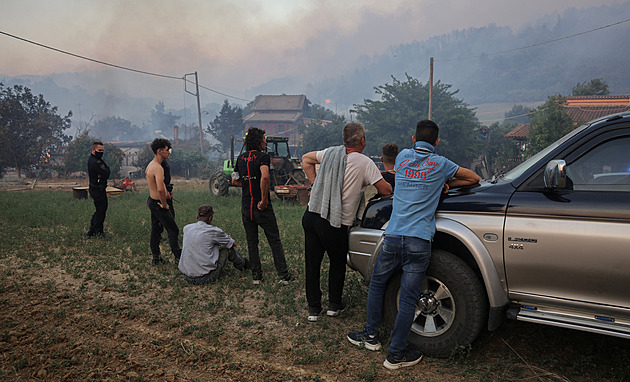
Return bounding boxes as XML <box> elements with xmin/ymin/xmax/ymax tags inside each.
<box><xmin>0</xmin><ymin>183</ymin><xmax>629</xmax><ymax>381</ymax></box>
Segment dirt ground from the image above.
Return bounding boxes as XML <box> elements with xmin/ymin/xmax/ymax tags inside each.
<box><xmin>0</xmin><ymin>174</ymin><xmax>471</xmax><ymax>381</ymax></box>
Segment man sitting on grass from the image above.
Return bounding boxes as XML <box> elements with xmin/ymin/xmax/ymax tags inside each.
<box><xmin>178</xmin><ymin>205</ymin><xmax>250</xmax><ymax>284</ymax></box>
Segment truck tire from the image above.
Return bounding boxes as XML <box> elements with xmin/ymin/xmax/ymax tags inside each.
<box><xmin>209</xmin><ymin>171</ymin><xmax>230</xmax><ymax>196</ymax></box>
<box><xmin>383</xmin><ymin>249</ymin><xmax>488</xmax><ymax>358</ymax></box>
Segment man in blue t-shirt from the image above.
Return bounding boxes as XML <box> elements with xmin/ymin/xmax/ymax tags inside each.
<box><xmin>347</xmin><ymin>120</ymin><xmax>480</xmax><ymax>370</ymax></box>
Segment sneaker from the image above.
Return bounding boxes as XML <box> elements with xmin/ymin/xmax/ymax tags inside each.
<box><xmin>252</xmin><ymin>274</ymin><xmax>263</xmax><ymax>285</ymax></box>
<box><xmin>383</xmin><ymin>349</ymin><xmax>423</xmax><ymax>370</ymax></box>
<box><xmin>347</xmin><ymin>330</ymin><xmax>381</xmax><ymax>351</ymax></box>
<box><xmin>307</xmin><ymin>307</ymin><xmax>325</xmax><ymax>322</ymax></box>
<box><xmin>327</xmin><ymin>302</ymin><xmax>346</xmax><ymax>317</ymax></box>
<box><xmin>278</xmin><ymin>273</ymin><xmax>293</xmax><ymax>285</ymax></box>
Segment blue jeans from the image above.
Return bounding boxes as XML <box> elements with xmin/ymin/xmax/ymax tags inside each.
<box><xmin>365</xmin><ymin>235</ymin><xmax>431</xmax><ymax>355</ymax></box>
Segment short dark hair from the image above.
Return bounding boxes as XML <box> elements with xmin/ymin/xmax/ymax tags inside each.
<box><xmin>245</xmin><ymin>127</ymin><xmax>266</xmax><ymax>151</ymax></box>
<box><xmin>151</xmin><ymin>138</ymin><xmax>172</xmax><ymax>154</ymax></box>
<box><xmin>92</xmin><ymin>141</ymin><xmax>103</xmax><ymax>149</ymax></box>
<box><xmin>197</xmin><ymin>204</ymin><xmax>215</xmax><ymax>218</ymax></box>
<box><xmin>415</xmin><ymin>120</ymin><xmax>439</xmax><ymax>144</ymax></box>
<box><xmin>343</xmin><ymin>122</ymin><xmax>365</xmax><ymax>148</ymax></box>
<box><xmin>381</xmin><ymin>143</ymin><xmax>399</xmax><ymax>165</ymax></box>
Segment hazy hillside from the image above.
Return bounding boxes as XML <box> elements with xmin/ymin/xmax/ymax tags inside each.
<box><xmin>299</xmin><ymin>2</ymin><xmax>630</xmax><ymax>109</ymax></box>
<box><xmin>2</xmin><ymin>2</ymin><xmax>629</xmax><ymax>132</ymax></box>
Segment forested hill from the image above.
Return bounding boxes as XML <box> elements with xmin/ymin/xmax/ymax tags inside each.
<box><xmin>305</xmin><ymin>2</ymin><xmax>630</xmax><ymax>107</ymax></box>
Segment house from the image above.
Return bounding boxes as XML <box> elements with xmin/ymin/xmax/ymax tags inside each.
<box><xmin>505</xmin><ymin>94</ymin><xmax>630</xmax><ymax>145</ymax></box>
<box><xmin>243</xmin><ymin>95</ymin><xmax>307</xmax><ymax>154</ymax></box>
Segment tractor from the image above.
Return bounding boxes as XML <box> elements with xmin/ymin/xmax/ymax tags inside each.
<box><xmin>209</xmin><ymin>136</ymin><xmax>311</xmax><ymax>205</ymax></box>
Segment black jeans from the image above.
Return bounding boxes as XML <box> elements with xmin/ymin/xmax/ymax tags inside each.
<box><xmin>147</xmin><ymin>197</ymin><xmax>181</xmax><ymax>259</ymax></box>
<box><xmin>88</xmin><ymin>187</ymin><xmax>108</xmax><ymax>235</ymax></box>
<box><xmin>183</xmin><ymin>247</ymin><xmax>247</xmax><ymax>284</ymax></box>
<box><xmin>241</xmin><ymin>205</ymin><xmax>288</xmax><ymax>278</ymax></box>
<box><xmin>302</xmin><ymin>210</ymin><xmax>349</xmax><ymax>310</ymax></box>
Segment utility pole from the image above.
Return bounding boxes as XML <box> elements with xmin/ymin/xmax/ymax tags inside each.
<box><xmin>184</xmin><ymin>72</ymin><xmax>204</xmax><ymax>155</ymax></box>
<box><xmin>428</xmin><ymin>57</ymin><xmax>434</xmax><ymax>120</ymax></box>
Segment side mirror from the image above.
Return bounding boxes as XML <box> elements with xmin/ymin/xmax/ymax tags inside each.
<box><xmin>544</xmin><ymin>160</ymin><xmax>567</xmax><ymax>189</ymax></box>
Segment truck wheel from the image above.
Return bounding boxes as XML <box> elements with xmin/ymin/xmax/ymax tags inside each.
<box><xmin>383</xmin><ymin>249</ymin><xmax>488</xmax><ymax>358</ymax></box>
<box><xmin>209</xmin><ymin>171</ymin><xmax>230</xmax><ymax>196</ymax></box>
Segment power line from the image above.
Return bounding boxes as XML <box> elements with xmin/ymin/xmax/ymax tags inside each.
<box><xmin>0</xmin><ymin>29</ymin><xmax>252</xmax><ymax>102</ymax></box>
<box><xmin>436</xmin><ymin>17</ymin><xmax>630</xmax><ymax>62</ymax></box>
<box><xmin>0</xmin><ymin>30</ymin><xmax>183</xmax><ymax>80</ymax></box>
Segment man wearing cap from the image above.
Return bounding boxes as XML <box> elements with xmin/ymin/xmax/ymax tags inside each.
<box><xmin>178</xmin><ymin>205</ymin><xmax>250</xmax><ymax>284</ymax></box>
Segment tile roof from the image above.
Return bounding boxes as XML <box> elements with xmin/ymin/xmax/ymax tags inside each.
<box><xmin>251</xmin><ymin>95</ymin><xmax>306</xmax><ymax>111</ymax></box>
<box><xmin>504</xmin><ymin>124</ymin><xmax>530</xmax><ymax>140</ymax></box>
<box><xmin>566</xmin><ymin>105</ymin><xmax>630</xmax><ymax>124</ymax></box>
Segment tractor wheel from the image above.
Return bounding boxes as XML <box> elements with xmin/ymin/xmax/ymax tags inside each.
<box><xmin>209</xmin><ymin>171</ymin><xmax>230</xmax><ymax>196</ymax></box>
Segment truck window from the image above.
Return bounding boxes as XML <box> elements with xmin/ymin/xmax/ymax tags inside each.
<box><xmin>567</xmin><ymin>136</ymin><xmax>630</xmax><ymax>192</ymax></box>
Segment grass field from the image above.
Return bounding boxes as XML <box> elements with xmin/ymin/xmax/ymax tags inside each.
<box><xmin>1</xmin><ymin>183</ymin><xmax>629</xmax><ymax>381</ymax></box>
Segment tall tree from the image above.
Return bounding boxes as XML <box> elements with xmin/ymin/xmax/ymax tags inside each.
<box><xmin>504</xmin><ymin>104</ymin><xmax>534</xmax><ymax>126</ymax></box>
<box><xmin>299</xmin><ymin>103</ymin><xmax>347</xmax><ymax>153</ymax></box>
<box><xmin>353</xmin><ymin>74</ymin><xmax>479</xmax><ymax>165</ymax></box>
<box><xmin>206</xmin><ymin>100</ymin><xmax>244</xmax><ymax>153</ymax></box>
<box><xmin>63</xmin><ymin>130</ymin><xmax>125</xmax><ymax>178</ymax></box>
<box><xmin>92</xmin><ymin>116</ymin><xmax>145</xmax><ymax>141</ymax></box>
<box><xmin>0</xmin><ymin>84</ymin><xmax>72</xmax><ymax>178</ymax></box>
<box><xmin>149</xmin><ymin>102</ymin><xmax>181</xmax><ymax>138</ymax></box>
<box><xmin>526</xmin><ymin>95</ymin><xmax>575</xmax><ymax>157</ymax></box>
<box><xmin>572</xmin><ymin>78</ymin><xmax>610</xmax><ymax>96</ymax></box>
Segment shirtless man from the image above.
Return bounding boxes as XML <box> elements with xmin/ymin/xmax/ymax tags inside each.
<box><xmin>146</xmin><ymin>138</ymin><xmax>182</xmax><ymax>265</ymax></box>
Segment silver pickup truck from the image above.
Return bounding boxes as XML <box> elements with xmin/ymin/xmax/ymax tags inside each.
<box><xmin>347</xmin><ymin>112</ymin><xmax>630</xmax><ymax>357</ymax></box>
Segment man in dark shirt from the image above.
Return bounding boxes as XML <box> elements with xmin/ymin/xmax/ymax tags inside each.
<box><xmin>161</xmin><ymin>159</ymin><xmax>174</xmax><ymax>216</ymax></box>
<box><xmin>232</xmin><ymin>127</ymin><xmax>292</xmax><ymax>285</ymax></box>
<box><xmin>87</xmin><ymin>141</ymin><xmax>110</xmax><ymax>237</ymax></box>
<box><xmin>380</xmin><ymin>143</ymin><xmax>399</xmax><ymax>193</ymax></box>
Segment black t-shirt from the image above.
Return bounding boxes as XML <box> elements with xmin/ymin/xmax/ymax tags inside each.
<box><xmin>161</xmin><ymin>160</ymin><xmax>173</xmax><ymax>192</ymax></box>
<box><xmin>381</xmin><ymin>171</ymin><xmax>396</xmax><ymax>192</ymax></box>
<box><xmin>236</xmin><ymin>150</ymin><xmax>270</xmax><ymax>210</ymax></box>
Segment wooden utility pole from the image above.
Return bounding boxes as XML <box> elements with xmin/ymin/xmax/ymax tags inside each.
<box><xmin>184</xmin><ymin>72</ymin><xmax>204</xmax><ymax>155</ymax></box>
<box><xmin>428</xmin><ymin>57</ymin><xmax>434</xmax><ymax>120</ymax></box>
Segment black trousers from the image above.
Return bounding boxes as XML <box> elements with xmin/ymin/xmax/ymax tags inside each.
<box><xmin>88</xmin><ymin>187</ymin><xmax>108</xmax><ymax>235</ymax></box>
<box><xmin>302</xmin><ymin>210</ymin><xmax>349</xmax><ymax>310</ymax></box>
<box><xmin>241</xmin><ymin>205</ymin><xmax>288</xmax><ymax>278</ymax></box>
<box><xmin>147</xmin><ymin>197</ymin><xmax>181</xmax><ymax>259</ymax></box>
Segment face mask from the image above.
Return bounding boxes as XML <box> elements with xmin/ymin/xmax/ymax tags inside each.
<box><xmin>94</xmin><ymin>151</ymin><xmax>104</xmax><ymax>159</ymax></box>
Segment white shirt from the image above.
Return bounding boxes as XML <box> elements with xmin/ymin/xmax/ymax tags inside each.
<box><xmin>316</xmin><ymin>149</ymin><xmax>382</xmax><ymax>226</ymax></box>
<box><xmin>178</xmin><ymin>221</ymin><xmax>234</xmax><ymax>277</ymax></box>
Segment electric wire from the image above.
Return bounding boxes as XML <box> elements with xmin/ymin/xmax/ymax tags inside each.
<box><xmin>0</xmin><ymin>29</ymin><xmax>252</xmax><ymax>102</ymax></box>
<box><xmin>436</xmin><ymin>17</ymin><xmax>630</xmax><ymax>62</ymax></box>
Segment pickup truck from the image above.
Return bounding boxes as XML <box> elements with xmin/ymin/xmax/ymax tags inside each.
<box><xmin>347</xmin><ymin>112</ymin><xmax>630</xmax><ymax>357</ymax></box>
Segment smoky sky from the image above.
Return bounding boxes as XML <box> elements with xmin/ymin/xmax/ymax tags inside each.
<box><xmin>0</xmin><ymin>0</ymin><xmax>627</xmax><ymax>100</ymax></box>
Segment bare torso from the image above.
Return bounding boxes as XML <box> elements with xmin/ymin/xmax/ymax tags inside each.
<box><xmin>146</xmin><ymin>159</ymin><xmax>166</xmax><ymax>204</ymax></box>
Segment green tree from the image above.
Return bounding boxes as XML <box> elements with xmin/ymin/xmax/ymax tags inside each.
<box><xmin>0</xmin><ymin>84</ymin><xmax>72</xmax><ymax>178</ymax></box>
<box><xmin>63</xmin><ymin>130</ymin><xmax>125</xmax><ymax>178</ymax></box>
<box><xmin>353</xmin><ymin>75</ymin><xmax>479</xmax><ymax>165</ymax></box>
<box><xmin>481</xmin><ymin>122</ymin><xmax>520</xmax><ymax>174</ymax></box>
<box><xmin>526</xmin><ymin>95</ymin><xmax>575</xmax><ymax>157</ymax></box>
<box><xmin>92</xmin><ymin>116</ymin><xmax>145</xmax><ymax>141</ymax></box>
<box><xmin>299</xmin><ymin>103</ymin><xmax>347</xmax><ymax>153</ymax></box>
<box><xmin>206</xmin><ymin>100</ymin><xmax>244</xmax><ymax>153</ymax></box>
<box><xmin>169</xmin><ymin>149</ymin><xmax>209</xmax><ymax>178</ymax></box>
<box><xmin>504</xmin><ymin>104</ymin><xmax>534</xmax><ymax>126</ymax></box>
<box><xmin>572</xmin><ymin>78</ymin><xmax>610</xmax><ymax>96</ymax></box>
<box><xmin>149</xmin><ymin>102</ymin><xmax>181</xmax><ymax>138</ymax></box>
<box><xmin>299</xmin><ymin>118</ymin><xmax>345</xmax><ymax>153</ymax></box>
